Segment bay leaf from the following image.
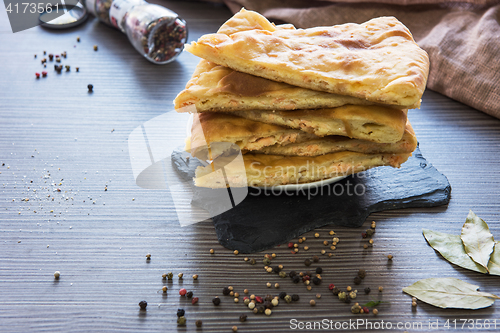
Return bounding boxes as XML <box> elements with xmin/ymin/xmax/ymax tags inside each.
<box><xmin>461</xmin><ymin>210</ymin><xmax>495</xmax><ymax>272</ymax></box>
<box><xmin>487</xmin><ymin>243</ymin><xmax>500</xmax><ymax>275</ymax></box>
<box><xmin>423</xmin><ymin>229</ymin><xmax>488</xmax><ymax>274</ymax></box>
<box><xmin>403</xmin><ymin>277</ymin><xmax>499</xmax><ymax>309</ymax></box>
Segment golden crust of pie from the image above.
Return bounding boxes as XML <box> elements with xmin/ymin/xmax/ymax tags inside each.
<box><xmin>174</xmin><ymin>60</ymin><xmax>376</xmax><ymax>112</ymax></box>
<box><xmin>194</xmin><ymin>150</ymin><xmax>411</xmax><ymax>188</ymax></box>
<box><xmin>260</xmin><ymin>120</ymin><xmax>416</xmax><ymax>156</ymax></box>
<box><xmin>190</xmin><ymin>112</ymin><xmax>316</xmax><ymax>159</ymax></box>
<box><xmin>230</xmin><ymin>105</ymin><xmax>408</xmax><ymax>143</ymax></box>
<box><xmin>185</xmin><ymin>9</ymin><xmax>429</xmax><ymax>108</ymax></box>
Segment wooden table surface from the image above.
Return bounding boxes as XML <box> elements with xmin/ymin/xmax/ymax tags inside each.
<box><xmin>1</xmin><ymin>1</ymin><xmax>500</xmax><ymax>332</ymax></box>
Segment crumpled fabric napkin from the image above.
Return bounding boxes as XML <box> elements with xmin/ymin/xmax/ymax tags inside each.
<box><xmin>212</xmin><ymin>0</ymin><xmax>500</xmax><ymax>118</ymax></box>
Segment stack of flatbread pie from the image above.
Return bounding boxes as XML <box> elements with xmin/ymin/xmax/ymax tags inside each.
<box><xmin>174</xmin><ymin>9</ymin><xmax>429</xmax><ymax>188</ymax></box>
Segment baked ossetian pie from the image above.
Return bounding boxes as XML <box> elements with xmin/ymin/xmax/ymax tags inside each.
<box><xmin>229</xmin><ymin>105</ymin><xmax>407</xmax><ymax>143</ymax></box>
<box><xmin>174</xmin><ymin>60</ymin><xmax>376</xmax><ymax>112</ymax></box>
<box><xmin>194</xmin><ymin>150</ymin><xmax>411</xmax><ymax>188</ymax></box>
<box><xmin>260</xmin><ymin>120</ymin><xmax>416</xmax><ymax>156</ymax></box>
<box><xmin>185</xmin><ymin>9</ymin><xmax>429</xmax><ymax>108</ymax></box>
<box><xmin>190</xmin><ymin>112</ymin><xmax>317</xmax><ymax>160</ymax></box>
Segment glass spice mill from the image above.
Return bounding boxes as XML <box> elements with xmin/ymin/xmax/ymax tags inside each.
<box><xmin>86</xmin><ymin>0</ymin><xmax>188</xmax><ymax>64</ymax></box>
<box><xmin>40</xmin><ymin>0</ymin><xmax>188</xmax><ymax>64</ymax></box>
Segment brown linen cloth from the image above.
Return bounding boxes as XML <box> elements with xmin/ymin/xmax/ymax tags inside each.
<box><xmin>212</xmin><ymin>0</ymin><xmax>500</xmax><ymax>119</ymax></box>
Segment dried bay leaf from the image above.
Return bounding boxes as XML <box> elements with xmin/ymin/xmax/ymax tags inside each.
<box><xmin>461</xmin><ymin>210</ymin><xmax>495</xmax><ymax>272</ymax></box>
<box><xmin>403</xmin><ymin>278</ymin><xmax>499</xmax><ymax>309</ymax></box>
<box><xmin>423</xmin><ymin>229</ymin><xmax>489</xmax><ymax>274</ymax></box>
<box><xmin>487</xmin><ymin>243</ymin><xmax>500</xmax><ymax>275</ymax></box>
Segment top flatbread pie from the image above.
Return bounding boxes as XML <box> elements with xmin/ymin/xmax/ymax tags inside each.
<box><xmin>185</xmin><ymin>9</ymin><xmax>429</xmax><ymax>108</ymax></box>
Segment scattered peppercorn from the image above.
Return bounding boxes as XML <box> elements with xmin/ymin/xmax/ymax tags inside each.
<box><xmin>371</xmin><ymin>221</ymin><xmax>376</xmax><ymax>229</ymax></box>
<box><xmin>373</xmin><ymin>308</ymin><xmax>379</xmax><ymax>315</ymax></box>
<box><xmin>363</xmin><ymin>306</ymin><xmax>369</xmax><ymax>314</ymax></box>
<box><xmin>274</xmin><ymin>283</ymin><xmax>280</xmax><ymax>288</ymax></box>
<box><xmin>354</xmin><ymin>276</ymin><xmax>362</xmax><ymax>285</ymax></box>
<box><xmin>195</xmin><ymin>320</ymin><xmax>202</xmax><ymax>327</ymax></box>
<box><xmin>387</xmin><ymin>254</ymin><xmax>393</xmax><ymax>260</ymax></box>
<box><xmin>312</xmin><ymin>256</ymin><xmax>319</xmax><ymax>263</ymax></box>
<box><xmin>179</xmin><ymin>288</ymin><xmax>187</xmax><ymax>296</ymax></box>
<box><xmin>366</xmin><ymin>229</ymin><xmax>374</xmax><ymax>237</ymax></box>
<box><xmin>54</xmin><ymin>271</ymin><xmax>60</xmax><ymax>279</ymax></box>
<box><xmin>289</xmin><ymin>271</ymin><xmax>297</xmax><ymax>278</ymax></box>
<box><xmin>349</xmin><ymin>291</ymin><xmax>357</xmax><ymax>299</ymax></box>
<box><xmin>234</xmin><ymin>297</ymin><xmax>239</xmax><ymax>303</ymax></box>
<box><xmin>88</xmin><ymin>84</ymin><xmax>93</xmax><ymax>92</ymax></box>
<box><xmin>292</xmin><ymin>275</ymin><xmax>301</xmax><ymax>284</ymax></box>
<box><xmin>162</xmin><ymin>286</ymin><xmax>168</xmax><ymax>293</ymax></box>
<box><xmin>233</xmin><ymin>250</ymin><xmax>239</xmax><ymax>255</ymax></box>
<box><xmin>212</xmin><ymin>297</ymin><xmax>220</xmax><ymax>305</ymax></box>
<box><xmin>332</xmin><ymin>287</ymin><xmax>340</xmax><ymax>296</ymax></box>
<box><xmin>229</xmin><ymin>291</ymin><xmax>234</xmax><ymax>296</ymax></box>
<box><xmin>265</xmin><ymin>308</ymin><xmax>272</xmax><ymax>316</ymax></box>
<box><xmin>310</xmin><ymin>300</ymin><xmax>316</xmax><ymax>306</ymax></box>
<box><xmin>378</xmin><ymin>286</ymin><xmax>384</xmax><ymax>292</ymax></box>
<box><xmin>291</xmin><ymin>294</ymin><xmax>300</xmax><ymax>302</ymax></box>
<box><xmin>177</xmin><ymin>316</ymin><xmax>186</xmax><ymax>326</ymax></box>
<box><xmin>314</xmin><ymin>233</ymin><xmax>320</xmax><ymax>238</ymax></box>
<box><xmin>315</xmin><ymin>267</ymin><xmax>323</xmax><ymax>274</ymax></box>
<box><xmin>369</xmin><ymin>239</ymin><xmax>374</xmax><ymax>245</ymax></box>
<box><xmin>93</xmin><ymin>45</ymin><xmax>98</xmax><ymax>51</ymax></box>
<box><xmin>65</xmin><ymin>65</ymin><xmax>70</xmax><ymax>72</ymax></box>
<box><xmin>364</xmin><ymin>287</ymin><xmax>371</xmax><ymax>294</ymax></box>
<box><xmin>279</xmin><ymin>271</ymin><xmax>287</xmax><ymax>278</ymax></box>
<box><xmin>263</xmin><ymin>258</ymin><xmax>271</xmax><ymax>266</ymax></box>
<box><xmin>363</xmin><ymin>244</ymin><xmax>368</xmax><ymax>249</ymax></box>
<box><xmin>304</xmin><ymin>259</ymin><xmax>311</xmax><ymax>266</ymax></box>
<box><xmin>312</xmin><ymin>277</ymin><xmax>321</xmax><ymax>285</ymax></box>
<box><xmin>42</xmin><ymin>71</ymin><xmax>47</xmax><ymax>77</ymax></box>
<box><xmin>167</xmin><ymin>272</ymin><xmax>173</xmax><ymax>280</ymax></box>
<box><xmin>35</xmin><ymin>72</ymin><xmax>40</xmax><ymax>79</ymax></box>
<box><xmin>139</xmin><ymin>300</ymin><xmax>147</xmax><ymax>310</ymax></box>
<box><xmin>186</xmin><ymin>291</ymin><xmax>193</xmax><ymax>298</ymax></box>
<box><xmin>255</xmin><ymin>296</ymin><xmax>263</xmax><ymax>303</ymax></box>
<box><xmin>250</xmin><ymin>258</ymin><xmax>256</xmax><ymax>265</ymax></box>
<box><xmin>346</xmin><ymin>286</ymin><xmax>352</xmax><ymax>292</ymax></box>
<box><xmin>358</xmin><ymin>269</ymin><xmax>366</xmax><ymax>279</ymax></box>
<box><xmin>177</xmin><ymin>309</ymin><xmax>185</xmax><ymax>317</ymax></box>
<box><xmin>248</xmin><ymin>302</ymin><xmax>255</xmax><ymax>310</ymax></box>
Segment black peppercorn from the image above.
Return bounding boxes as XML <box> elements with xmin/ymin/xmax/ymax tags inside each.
<box><xmin>304</xmin><ymin>259</ymin><xmax>311</xmax><ymax>266</ymax></box>
<box><xmin>358</xmin><ymin>269</ymin><xmax>367</xmax><ymax>279</ymax></box>
<box><xmin>195</xmin><ymin>320</ymin><xmax>202</xmax><ymax>327</ymax></box>
<box><xmin>292</xmin><ymin>275</ymin><xmax>301</xmax><ymax>284</ymax></box>
<box><xmin>212</xmin><ymin>297</ymin><xmax>221</xmax><ymax>305</ymax></box>
<box><xmin>332</xmin><ymin>287</ymin><xmax>341</xmax><ymax>296</ymax></box>
<box><xmin>272</xmin><ymin>266</ymin><xmax>281</xmax><ymax>273</ymax></box>
<box><xmin>177</xmin><ymin>309</ymin><xmax>185</xmax><ymax>317</ymax></box>
<box><xmin>263</xmin><ymin>301</ymin><xmax>273</xmax><ymax>309</ymax></box>
<box><xmin>312</xmin><ymin>277</ymin><xmax>321</xmax><ymax>285</ymax></box>
<box><xmin>265</xmin><ymin>295</ymin><xmax>273</xmax><ymax>302</ymax></box>
<box><xmin>364</xmin><ymin>287</ymin><xmax>371</xmax><ymax>294</ymax></box>
<box><xmin>312</xmin><ymin>255</ymin><xmax>319</xmax><ymax>263</ymax></box>
<box><xmin>257</xmin><ymin>305</ymin><xmax>265</xmax><ymax>313</ymax></box>
<box><xmin>139</xmin><ymin>300</ymin><xmax>147</xmax><ymax>310</ymax></box>
<box><xmin>354</xmin><ymin>276</ymin><xmax>362</xmax><ymax>285</ymax></box>
<box><xmin>186</xmin><ymin>291</ymin><xmax>193</xmax><ymax>298</ymax></box>
<box><xmin>239</xmin><ymin>314</ymin><xmax>247</xmax><ymax>322</ymax></box>
<box><xmin>315</xmin><ymin>267</ymin><xmax>323</xmax><ymax>274</ymax></box>
<box><xmin>87</xmin><ymin>84</ymin><xmax>93</xmax><ymax>92</ymax></box>
<box><xmin>289</xmin><ymin>270</ymin><xmax>297</xmax><ymax>278</ymax></box>
<box><xmin>250</xmin><ymin>258</ymin><xmax>256</xmax><ymax>265</ymax></box>
<box><xmin>222</xmin><ymin>287</ymin><xmax>230</xmax><ymax>296</ymax></box>
<box><xmin>291</xmin><ymin>294</ymin><xmax>300</xmax><ymax>302</ymax></box>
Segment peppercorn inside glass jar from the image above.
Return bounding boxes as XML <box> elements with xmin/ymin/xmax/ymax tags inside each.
<box><xmin>111</xmin><ymin>0</ymin><xmax>187</xmax><ymax>64</ymax></box>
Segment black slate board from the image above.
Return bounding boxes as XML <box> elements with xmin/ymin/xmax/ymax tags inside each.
<box><xmin>171</xmin><ymin>146</ymin><xmax>451</xmax><ymax>253</ymax></box>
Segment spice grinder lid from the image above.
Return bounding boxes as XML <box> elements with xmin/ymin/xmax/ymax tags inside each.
<box><xmin>39</xmin><ymin>2</ymin><xmax>88</xmax><ymax>29</ymax></box>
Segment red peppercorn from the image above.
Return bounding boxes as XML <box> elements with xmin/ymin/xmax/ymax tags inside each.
<box><xmin>179</xmin><ymin>288</ymin><xmax>187</xmax><ymax>296</ymax></box>
<box><xmin>42</xmin><ymin>71</ymin><xmax>47</xmax><ymax>77</ymax></box>
<box><xmin>329</xmin><ymin>284</ymin><xmax>335</xmax><ymax>290</ymax></box>
<box><xmin>243</xmin><ymin>296</ymin><xmax>249</xmax><ymax>300</ymax></box>
<box><xmin>255</xmin><ymin>296</ymin><xmax>263</xmax><ymax>303</ymax></box>
<box><xmin>363</xmin><ymin>307</ymin><xmax>369</xmax><ymax>314</ymax></box>
<box><xmin>35</xmin><ymin>73</ymin><xmax>40</xmax><ymax>78</ymax></box>
<box><xmin>191</xmin><ymin>297</ymin><xmax>199</xmax><ymax>305</ymax></box>
<box><xmin>288</xmin><ymin>242</ymin><xmax>294</xmax><ymax>249</ymax></box>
